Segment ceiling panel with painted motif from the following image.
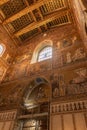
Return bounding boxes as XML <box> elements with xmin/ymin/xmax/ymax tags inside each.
<box><xmin>0</xmin><ymin>0</ymin><xmax>73</xmax><ymax>45</ymax></box>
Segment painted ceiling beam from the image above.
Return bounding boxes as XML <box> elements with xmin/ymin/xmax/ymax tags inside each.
<box><xmin>14</xmin><ymin>11</ymin><xmax>70</xmax><ymax>37</ymax></box>
<box><xmin>0</xmin><ymin>0</ymin><xmax>9</xmax><ymax>6</ymax></box>
<box><xmin>3</xmin><ymin>0</ymin><xmax>50</xmax><ymax>24</ymax></box>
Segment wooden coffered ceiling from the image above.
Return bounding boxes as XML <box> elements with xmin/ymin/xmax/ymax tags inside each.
<box><xmin>0</xmin><ymin>0</ymin><xmax>73</xmax><ymax>46</ymax></box>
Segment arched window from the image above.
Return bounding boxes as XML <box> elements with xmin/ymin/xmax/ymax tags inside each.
<box><xmin>31</xmin><ymin>40</ymin><xmax>53</xmax><ymax>64</ymax></box>
<box><xmin>0</xmin><ymin>44</ymin><xmax>5</xmax><ymax>56</ymax></box>
<box><xmin>38</xmin><ymin>46</ymin><xmax>52</xmax><ymax>62</ymax></box>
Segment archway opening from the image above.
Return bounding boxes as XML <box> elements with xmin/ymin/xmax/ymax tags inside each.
<box><xmin>20</xmin><ymin>77</ymin><xmax>51</xmax><ymax>130</ymax></box>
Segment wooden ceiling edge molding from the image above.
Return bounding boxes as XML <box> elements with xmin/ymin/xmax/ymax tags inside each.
<box><xmin>2</xmin><ymin>0</ymin><xmax>55</xmax><ymax>25</ymax></box>
<box><xmin>0</xmin><ymin>58</ymin><xmax>10</xmax><ymax>68</ymax></box>
<box><xmin>21</xmin><ymin>22</ymin><xmax>72</xmax><ymax>45</ymax></box>
<box><xmin>0</xmin><ymin>0</ymin><xmax>10</xmax><ymax>6</ymax></box>
<box><xmin>14</xmin><ymin>10</ymin><xmax>70</xmax><ymax>37</ymax></box>
<box><xmin>0</xmin><ymin>9</ymin><xmax>5</xmax><ymax>20</ymax></box>
<box><xmin>3</xmin><ymin>25</ymin><xmax>19</xmax><ymax>48</ymax></box>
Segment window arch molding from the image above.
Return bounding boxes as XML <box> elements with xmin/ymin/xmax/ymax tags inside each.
<box><xmin>37</xmin><ymin>46</ymin><xmax>52</xmax><ymax>62</ymax></box>
<box><xmin>0</xmin><ymin>43</ymin><xmax>5</xmax><ymax>57</ymax></box>
<box><xmin>31</xmin><ymin>40</ymin><xmax>53</xmax><ymax>64</ymax></box>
